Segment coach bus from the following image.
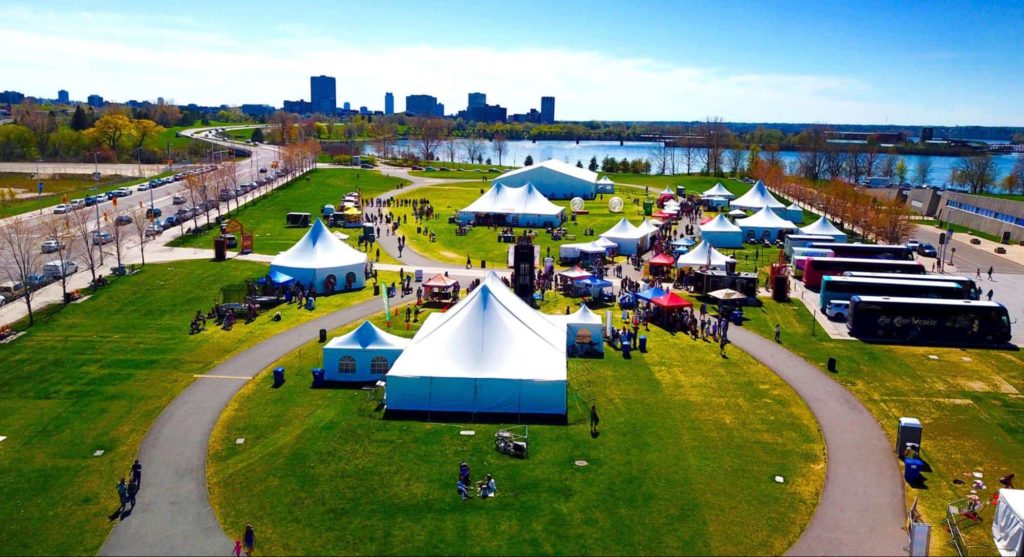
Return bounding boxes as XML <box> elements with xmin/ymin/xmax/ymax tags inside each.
<box><xmin>806</xmin><ymin>242</ymin><xmax>915</xmax><ymax>261</ymax></box>
<box><xmin>820</xmin><ymin>276</ymin><xmax>966</xmax><ymax>309</ymax></box>
<box><xmin>846</xmin><ymin>296</ymin><xmax>1012</xmax><ymax>345</ymax></box>
<box><xmin>803</xmin><ymin>257</ymin><xmax>927</xmax><ymax>289</ymax></box>
<box><xmin>783</xmin><ymin>234</ymin><xmax>834</xmax><ymax>258</ymax></box>
<box><xmin>791</xmin><ymin>248</ymin><xmax>835</xmax><ymax>277</ymax></box>
<box><xmin>843</xmin><ymin>272</ymin><xmax>981</xmax><ymax>300</ymax></box>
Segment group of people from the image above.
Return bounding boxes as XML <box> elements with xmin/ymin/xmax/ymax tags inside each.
<box><xmin>113</xmin><ymin>459</ymin><xmax>142</xmax><ymax>516</ymax></box>
<box><xmin>456</xmin><ymin>461</ymin><xmax>496</xmax><ymax>500</ymax></box>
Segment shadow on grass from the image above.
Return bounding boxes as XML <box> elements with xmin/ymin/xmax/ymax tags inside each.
<box><xmin>382</xmin><ymin>409</ymin><xmax>569</xmax><ymax>426</ymax></box>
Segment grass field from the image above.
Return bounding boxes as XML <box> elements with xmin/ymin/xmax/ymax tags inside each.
<box><xmin>740</xmin><ymin>296</ymin><xmax>1023</xmax><ymax>555</ymax></box>
<box><xmin>917</xmin><ymin>219</ymin><xmax>1005</xmax><ymax>244</ymax></box>
<box><xmin>209</xmin><ymin>294</ymin><xmax>825</xmax><ymax>555</ymax></box>
<box><xmin>169</xmin><ymin>169</ymin><xmax>409</xmax><ymax>264</ymax></box>
<box><xmin>0</xmin><ymin>260</ymin><xmax>396</xmax><ymax>555</ymax></box>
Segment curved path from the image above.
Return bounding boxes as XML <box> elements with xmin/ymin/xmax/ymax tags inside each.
<box><xmin>100</xmin><ymin>166</ymin><xmax>905</xmax><ymax>556</ymax></box>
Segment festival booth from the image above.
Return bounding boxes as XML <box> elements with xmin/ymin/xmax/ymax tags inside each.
<box><xmin>657</xmin><ymin>187</ymin><xmax>676</xmax><ymax>206</ymax></box>
<box><xmin>547</xmin><ymin>304</ymin><xmax>604</xmax><ymax>357</ymax></box>
<box><xmin>422</xmin><ymin>273</ymin><xmax>459</xmax><ymax>303</ymax></box>
<box><xmin>635</xmin><ymin>286</ymin><xmax>667</xmax><ymax>304</ymax></box>
<box><xmin>730</xmin><ymin>180</ymin><xmax>787</xmax><ymax>211</ymax></box>
<box><xmin>676</xmin><ymin>240</ymin><xmax>735</xmax><ymax>270</ymax></box>
<box><xmin>574</xmin><ymin>276</ymin><xmax>614</xmax><ymax>301</ymax></box>
<box><xmin>559</xmin><ymin>241</ymin><xmax>608</xmax><ymax>266</ymax></box>
<box><xmin>597</xmin><ymin>175</ymin><xmax>616</xmax><ymax>194</ymax></box>
<box><xmin>270</xmin><ymin>218</ymin><xmax>368</xmax><ymax>294</ymax></box>
<box><xmin>699</xmin><ymin>214</ymin><xmax>743</xmax><ymax>248</ymax></box>
<box><xmin>735</xmin><ymin>206</ymin><xmax>798</xmax><ymax>243</ymax></box>
<box><xmin>785</xmin><ymin>202</ymin><xmax>804</xmax><ymax>224</ymax></box>
<box><xmin>458</xmin><ymin>182</ymin><xmax>565</xmax><ymax>228</ymax></box>
<box><xmin>670</xmin><ymin>237</ymin><xmax>696</xmax><ymax>255</ymax></box>
<box><xmin>638</xmin><ymin>218</ymin><xmax>662</xmax><ymax>238</ymax></box>
<box><xmin>647</xmin><ymin>253</ymin><xmax>677</xmax><ymax>278</ymax></box>
<box><xmin>651</xmin><ymin>292</ymin><xmax>693</xmax><ymax>310</ymax></box>
<box><xmin>600</xmin><ymin>217</ymin><xmax>651</xmax><ymax>256</ymax></box>
<box><xmin>994</xmin><ymin>489</ymin><xmax>1024</xmax><ymax>557</ymax></box>
<box><xmin>257</xmin><ymin>269</ymin><xmax>296</xmax><ymax>288</ymax></box>
<box><xmin>594</xmin><ymin>236</ymin><xmax>619</xmax><ymax>256</ymax></box>
<box><xmin>800</xmin><ymin>216</ymin><xmax>848</xmax><ymax>243</ymax></box>
<box><xmin>385</xmin><ymin>272</ymin><xmax>568</xmax><ymax>415</ymax></box>
<box><xmin>702</xmin><ymin>182</ymin><xmax>735</xmax><ymax>199</ymax></box>
<box><xmin>322</xmin><ymin>321</ymin><xmax>411</xmax><ymax>382</ymax></box>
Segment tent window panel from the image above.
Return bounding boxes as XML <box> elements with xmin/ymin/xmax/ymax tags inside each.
<box><xmin>370</xmin><ymin>356</ymin><xmax>391</xmax><ymax>375</ymax></box>
<box><xmin>338</xmin><ymin>355</ymin><xmax>357</xmax><ymax>374</ymax></box>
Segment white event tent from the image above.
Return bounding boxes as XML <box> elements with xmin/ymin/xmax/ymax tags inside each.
<box><xmin>993</xmin><ymin>489</ymin><xmax>1024</xmax><ymax>557</ymax></box>
<box><xmin>800</xmin><ymin>216</ymin><xmax>848</xmax><ymax>243</ymax></box>
<box><xmin>600</xmin><ymin>217</ymin><xmax>650</xmax><ymax>256</ymax></box>
<box><xmin>676</xmin><ymin>240</ymin><xmax>735</xmax><ymax>269</ymax></box>
<box><xmin>735</xmin><ymin>206</ymin><xmax>798</xmax><ymax>242</ymax></box>
<box><xmin>785</xmin><ymin>202</ymin><xmax>804</xmax><ymax>224</ymax></box>
<box><xmin>637</xmin><ymin>218</ymin><xmax>661</xmax><ymax>237</ymax></box>
<box><xmin>702</xmin><ymin>182</ymin><xmax>735</xmax><ymax>199</ymax></box>
<box><xmin>492</xmin><ymin>159</ymin><xmax>601</xmax><ymax>200</ymax></box>
<box><xmin>270</xmin><ymin>218</ymin><xmax>367</xmax><ymax>294</ymax></box>
<box><xmin>322</xmin><ymin>321</ymin><xmax>411</xmax><ymax>382</ymax></box>
<box><xmin>731</xmin><ymin>180</ymin><xmax>787</xmax><ymax>211</ymax></box>
<box><xmin>547</xmin><ymin>304</ymin><xmax>605</xmax><ymax>356</ymax></box>
<box><xmin>597</xmin><ymin>175</ymin><xmax>616</xmax><ymax>193</ymax></box>
<box><xmin>458</xmin><ymin>182</ymin><xmax>565</xmax><ymax>227</ymax></box>
<box><xmin>385</xmin><ymin>272</ymin><xmax>568</xmax><ymax>415</ymax></box>
<box><xmin>699</xmin><ymin>214</ymin><xmax>743</xmax><ymax>248</ymax></box>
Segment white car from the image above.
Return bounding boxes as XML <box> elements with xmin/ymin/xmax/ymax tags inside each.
<box><xmin>172</xmin><ymin>194</ymin><xmax>186</xmax><ymax>205</ymax></box>
<box><xmin>137</xmin><ymin>183</ymin><xmax>150</xmax><ymax>191</ymax></box>
<box><xmin>69</xmin><ymin>199</ymin><xmax>86</xmax><ymax>210</ymax></box>
<box><xmin>825</xmin><ymin>300</ymin><xmax>850</xmax><ymax>321</ymax></box>
<box><xmin>906</xmin><ymin>239</ymin><xmax>921</xmax><ymax>250</ymax></box>
<box><xmin>41</xmin><ymin>239</ymin><xmax>65</xmax><ymax>253</ymax></box>
<box><xmin>43</xmin><ymin>259</ymin><xmax>78</xmax><ymax>278</ymax></box>
<box><xmin>53</xmin><ymin>204</ymin><xmax>71</xmax><ymax>214</ymax></box>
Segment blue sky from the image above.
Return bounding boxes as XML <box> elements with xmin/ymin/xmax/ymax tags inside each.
<box><xmin>3</xmin><ymin>0</ymin><xmax>1022</xmax><ymax>125</ymax></box>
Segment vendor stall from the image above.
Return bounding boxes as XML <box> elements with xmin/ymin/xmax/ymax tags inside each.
<box><xmin>422</xmin><ymin>273</ymin><xmax>459</xmax><ymax>303</ymax></box>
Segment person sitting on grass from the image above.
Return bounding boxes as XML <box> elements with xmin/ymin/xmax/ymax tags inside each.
<box><xmin>477</xmin><ymin>474</ymin><xmax>496</xmax><ymax>499</ymax></box>
<box><xmin>457</xmin><ymin>479</ymin><xmax>470</xmax><ymax>500</ymax></box>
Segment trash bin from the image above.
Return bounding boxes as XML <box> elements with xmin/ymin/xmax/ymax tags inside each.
<box><xmin>373</xmin><ymin>283</ymin><xmax>380</xmax><ymax>296</ymax></box>
<box><xmin>904</xmin><ymin>457</ymin><xmax>924</xmax><ymax>484</ymax></box>
<box><xmin>731</xmin><ymin>310</ymin><xmax>743</xmax><ymax>325</ymax></box>
<box><xmin>639</xmin><ymin>335</ymin><xmax>647</xmax><ymax>352</ymax></box>
<box><xmin>897</xmin><ymin>417</ymin><xmax>923</xmax><ymax>457</ymax></box>
<box><xmin>319</xmin><ymin>328</ymin><xmax>327</xmax><ymax>343</ymax></box>
<box><xmin>622</xmin><ymin>342</ymin><xmax>631</xmax><ymax>358</ymax></box>
<box><xmin>273</xmin><ymin>367</ymin><xmax>285</xmax><ymax>385</ymax></box>
<box><xmin>481</xmin><ymin>260</ymin><xmax>486</xmax><ymax>269</ymax></box>
<box><xmin>311</xmin><ymin>367</ymin><xmax>325</xmax><ymax>386</ymax></box>
<box><xmin>306</xmin><ymin>297</ymin><xmax>315</xmax><ymax>310</ymax></box>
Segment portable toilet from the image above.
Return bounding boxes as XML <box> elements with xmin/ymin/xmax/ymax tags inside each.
<box><xmin>362</xmin><ymin>222</ymin><xmax>375</xmax><ymax>242</ymax></box>
<box><xmin>322</xmin><ymin>204</ymin><xmax>335</xmax><ymax>217</ymax></box>
<box><xmin>676</xmin><ymin>185</ymin><xmax>686</xmax><ymax>197</ymax></box>
<box><xmin>896</xmin><ymin>417</ymin><xmax>922</xmax><ymax>457</ymax></box>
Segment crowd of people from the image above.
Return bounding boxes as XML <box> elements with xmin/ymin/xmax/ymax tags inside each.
<box><xmin>456</xmin><ymin>461</ymin><xmax>496</xmax><ymax>501</ymax></box>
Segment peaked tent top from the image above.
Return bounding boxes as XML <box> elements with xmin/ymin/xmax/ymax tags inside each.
<box><xmin>731</xmin><ymin>180</ymin><xmax>786</xmax><ymax>209</ymax></box>
<box><xmin>559</xmin><ymin>265</ymin><xmax>593</xmax><ymax>280</ymax></box>
<box><xmin>493</xmin><ymin>158</ymin><xmax>600</xmax><ymax>184</ymax></box>
<box><xmin>800</xmin><ymin>216</ymin><xmax>846</xmax><ymax>237</ymax></box>
<box><xmin>461</xmin><ymin>182</ymin><xmax>563</xmax><ymax>216</ymax></box>
<box><xmin>676</xmin><ymin>240</ymin><xmax>736</xmax><ymax>268</ymax></box>
<box><xmin>271</xmin><ymin>218</ymin><xmax>368</xmax><ymax>268</ymax></box>
<box><xmin>600</xmin><ymin>217</ymin><xmax>649</xmax><ymax>240</ymax></box>
<box><xmin>651</xmin><ymin>292</ymin><xmax>694</xmax><ymax>309</ymax></box>
<box><xmin>700</xmin><ymin>213</ymin><xmax>742</xmax><ymax>232</ymax></box>
<box><xmin>702</xmin><ymin>182</ymin><xmax>735</xmax><ymax>198</ymax></box>
<box><xmin>548</xmin><ymin>303</ymin><xmax>604</xmax><ymax>325</ymax></box>
<box><xmin>649</xmin><ymin>253</ymin><xmax>677</xmax><ymax>266</ymax></box>
<box><xmin>597</xmin><ymin>175</ymin><xmax>615</xmax><ymax>184</ymax></box>
<box><xmin>735</xmin><ymin>206</ymin><xmax>798</xmax><ymax>228</ymax></box>
<box><xmin>423</xmin><ymin>274</ymin><xmax>458</xmax><ymax>288</ymax></box>
<box><xmin>325</xmin><ymin>321</ymin><xmax>411</xmax><ymax>350</ymax></box>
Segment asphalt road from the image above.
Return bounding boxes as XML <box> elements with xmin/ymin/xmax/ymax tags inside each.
<box><xmin>912</xmin><ymin>225</ymin><xmax>1024</xmax><ymax>275</ymax></box>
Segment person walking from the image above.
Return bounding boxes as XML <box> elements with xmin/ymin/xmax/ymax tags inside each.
<box><xmin>774</xmin><ymin>323</ymin><xmax>781</xmax><ymax>343</ymax></box>
<box><xmin>466</xmin><ymin>255</ymin><xmax>472</xmax><ymax>269</ymax></box>
<box><xmin>375</xmin><ymin>247</ymin><xmax>380</xmax><ymax>262</ymax></box>
<box><xmin>115</xmin><ymin>478</ymin><xmax>128</xmax><ymax>513</ymax></box>
<box><xmin>719</xmin><ymin>335</ymin><xmax>729</xmax><ymax>357</ymax></box>
<box><xmin>242</xmin><ymin>524</ymin><xmax>255</xmax><ymax>557</ymax></box>
<box><xmin>988</xmin><ymin>266</ymin><xmax>994</xmax><ymax>280</ymax></box>
<box><xmin>987</xmin><ymin>289</ymin><xmax>994</xmax><ymax>301</ymax></box>
<box><xmin>127</xmin><ymin>478</ymin><xmax>139</xmax><ymax>510</ymax></box>
<box><xmin>590</xmin><ymin>405</ymin><xmax>600</xmax><ymax>436</ymax></box>
<box><xmin>131</xmin><ymin>459</ymin><xmax>142</xmax><ymax>488</ymax></box>
<box><xmin>976</xmin><ymin>268</ymin><xmax>982</xmax><ymax>279</ymax></box>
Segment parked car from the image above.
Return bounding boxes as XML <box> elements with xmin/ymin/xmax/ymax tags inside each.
<box><xmin>114</xmin><ymin>187</ymin><xmax>132</xmax><ymax>197</ymax></box>
<box><xmin>176</xmin><ymin>208</ymin><xmax>193</xmax><ymax>220</ymax></box>
<box><xmin>423</xmin><ymin>166</ymin><xmax>437</xmax><ymax>172</ymax></box>
<box><xmin>172</xmin><ymin>194</ymin><xmax>186</xmax><ymax>205</ymax></box>
<box><xmin>360</xmin><ymin>163</ymin><xmax>374</xmax><ymax>169</ymax></box>
<box><xmin>25</xmin><ymin>274</ymin><xmax>53</xmax><ymax>289</ymax></box>
<box><xmin>219</xmin><ymin>189</ymin><xmax>236</xmax><ymax>201</ymax></box>
<box><xmin>906</xmin><ymin>239</ymin><xmax>921</xmax><ymax>250</ymax></box>
<box><xmin>91</xmin><ymin>230</ymin><xmax>114</xmax><ymax>245</ymax></box>
<box><xmin>137</xmin><ymin>183</ymin><xmax>151</xmax><ymax>191</ymax></box>
<box><xmin>144</xmin><ymin>223</ymin><xmax>163</xmax><ymax>237</ymax></box>
<box><xmin>53</xmin><ymin>204</ymin><xmax>71</xmax><ymax>214</ymax></box>
<box><xmin>114</xmin><ymin>214</ymin><xmax>133</xmax><ymax>226</ymax></box>
<box><xmin>411</xmin><ymin>165</ymin><xmax>423</xmax><ymax>171</ymax></box>
<box><xmin>43</xmin><ymin>260</ymin><xmax>78</xmax><ymax>278</ymax></box>
<box><xmin>69</xmin><ymin>199</ymin><xmax>85</xmax><ymax>210</ymax></box>
<box><xmin>0</xmin><ymin>280</ymin><xmax>27</xmax><ymax>302</ymax></box>
<box><xmin>84</xmin><ymin>195</ymin><xmax>99</xmax><ymax>207</ymax></box>
<box><xmin>145</xmin><ymin>207</ymin><xmax>163</xmax><ymax>219</ymax></box>
<box><xmin>917</xmin><ymin>243</ymin><xmax>938</xmax><ymax>257</ymax></box>
<box><xmin>41</xmin><ymin>239</ymin><xmax>65</xmax><ymax>253</ymax></box>
<box><xmin>825</xmin><ymin>300</ymin><xmax>850</xmax><ymax>321</ymax></box>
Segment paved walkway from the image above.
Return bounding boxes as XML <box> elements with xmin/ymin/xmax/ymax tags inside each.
<box><xmin>97</xmin><ymin>163</ymin><xmax>907</xmax><ymax>556</ymax></box>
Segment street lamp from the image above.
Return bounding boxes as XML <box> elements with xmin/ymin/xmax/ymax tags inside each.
<box><xmin>91</xmin><ymin>152</ymin><xmax>104</xmax><ymax>266</ymax></box>
<box><xmin>135</xmin><ymin>147</ymin><xmax>143</xmax><ymax>179</ymax></box>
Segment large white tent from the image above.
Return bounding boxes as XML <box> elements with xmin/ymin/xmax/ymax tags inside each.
<box><xmin>600</xmin><ymin>217</ymin><xmax>651</xmax><ymax>256</ymax></box>
<box><xmin>735</xmin><ymin>206</ymin><xmax>798</xmax><ymax>242</ymax></box>
<box><xmin>548</xmin><ymin>304</ymin><xmax>605</xmax><ymax>356</ymax></box>
<box><xmin>322</xmin><ymin>321</ymin><xmax>411</xmax><ymax>382</ymax></box>
<box><xmin>676</xmin><ymin>240</ymin><xmax>735</xmax><ymax>269</ymax></box>
<box><xmin>800</xmin><ymin>216</ymin><xmax>848</xmax><ymax>243</ymax></box>
<box><xmin>994</xmin><ymin>489</ymin><xmax>1024</xmax><ymax>557</ymax></box>
<box><xmin>699</xmin><ymin>214</ymin><xmax>743</xmax><ymax>248</ymax></box>
<box><xmin>270</xmin><ymin>218</ymin><xmax>367</xmax><ymax>294</ymax></box>
<box><xmin>492</xmin><ymin>159</ymin><xmax>601</xmax><ymax>200</ymax></box>
<box><xmin>637</xmin><ymin>218</ymin><xmax>661</xmax><ymax>237</ymax></box>
<box><xmin>702</xmin><ymin>182</ymin><xmax>735</xmax><ymax>199</ymax></box>
<box><xmin>385</xmin><ymin>272</ymin><xmax>568</xmax><ymax>415</ymax></box>
<box><xmin>458</xmin><ymin>182</ymin><xmax>565</xmax><ymax>227</ymax></box>
<box><xmin>731</xmin><ymin>180</ymin><xmax>787</xmax><ymax>211</ymax></box>
<box><xmin>784</xmin><ymin>202</ymin><xmax>804</xmax><ymax>224</ymax></box>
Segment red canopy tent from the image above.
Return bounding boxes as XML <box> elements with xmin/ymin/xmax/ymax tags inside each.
<box><xmin>558</xmin><ymin>266</ymin><xmax>593</xmax><ymax>281</ymax></box>
<box><xmin>653</xmin><ymin>209</ymin><xmax>676</xmax><ymax>220</ymax></box>
<box><xmin>648</xmin><ymin>253</ymin><xmax>676</xmax><ymax>267</ymax></box>
<box><xmin>423</xmin><ymin>274</ymin><xmax>458</xmax><ymax>301</ymax></box>
<box><xmin>651</xmin><ymin>292</ymin><xmax>693</xmax><ymax>309</ymax></box>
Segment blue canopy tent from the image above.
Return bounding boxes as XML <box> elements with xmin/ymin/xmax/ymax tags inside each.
<box><xmin>575</xmin><ymin>276</ymin><xmax>614</xmax><ymax>300</ymax></box>
<box><xmin>635</xmin><ymin>286</ymin><xmax>667</xmax><ymax>302</ymax></box>
<box><xmin>672</xmin><ymin>246</ymin><xmax>690</xmax><ymax>255</ymax></box>
<box><xmin>671</xmin><ymin>237</ymin><xmax>696</xmax><ymax>247</ymax></box>
<box><xmin>257</xmin><ymin>269</ymin><xmax>296</xmax><ymax>286</ymax></box>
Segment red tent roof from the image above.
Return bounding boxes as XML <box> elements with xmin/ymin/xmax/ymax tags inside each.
<box><xmin>558</xmin><ymin>265</ymin><xmax>593</xmax><ymax>280</ymax></box>
<box><xmin>653</xmin><ymin>209</ymin><xmax>676</xmax><ymax>219</ymax></box>
<box><xmin>649</xmin><ymin>253</ymin><xmax>676</xmax><ymax>266</ymax></box>
<box><xmin>651</xmin><ymin>292</ymin><xmax>694</xmax><ymax>309</ymax></box>
<box><xmin>423</xmin><ymin>274</ymin><xmax>458</xmax><ymax>288</ymax></box>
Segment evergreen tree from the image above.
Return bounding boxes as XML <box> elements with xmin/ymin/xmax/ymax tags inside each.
<box><xmin>200</xmin><ymin>114</ymin><xmax>210</xmax><ymax>126</ymax></box>
<box><xmin>70</xmin><ymin>105</ymin><xmax>90</xmax><ymax>131</ymax></box>
<box><xmin>576</xmin><ymin>160</ymin><xmax>583</xmax><ymax>168</ymax></box>
<box><xmin>524</xmin><ymin>154</ymin><xmax>534</xmax><ymax>166</ymax></box>
<box><xmin>485</xmin><ymin>157</ymin><xmax>491</xmax><ymax>165</ymax></box>
<box><xmin>588</xmin><ymin>156</ymin><xmax>598</xmax><ymax>172</ymax></box>
<box><xmin>250</xmin><ymin>127</ymin><xmax>265</xmax><ymax>143</ymax></box>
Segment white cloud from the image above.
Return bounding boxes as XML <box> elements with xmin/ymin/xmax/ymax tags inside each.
<box><xmin>0</xmin><ymin>7</ymin><xmax>1015</xmax><ymax>125</ymax></box>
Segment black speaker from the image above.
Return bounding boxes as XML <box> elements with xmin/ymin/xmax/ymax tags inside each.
<box><xmin>938</xmin><ymin>232</ymin><xmax>946</xmax><ymax>246</ymax></box>
<box><xmin>513</xmin><ymin>244</ymin><xmax>535</xmax><ymax>300</ymax></box>
<box><xmin>725</xmin><ymin>260</ymin><xmax>737</xmax><ymax>275</ymax></box>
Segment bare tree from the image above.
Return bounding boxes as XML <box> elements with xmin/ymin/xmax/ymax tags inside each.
<box><xmin>109</xmin><ymin>206</ymin><xmax>130</xmax><ymax>270</ymax></box>
<box><xmin>845</xmin><ymin>149</ymin><xmax>865</xmax><ymax>184</ymax></box>
<box><xmin>462</xmin><ymin>138</ymin><xmax>484</xmax><ymax>166</ymax></box>
<box><xmin>443</xmin><ymin>135</ymin><xmax>459</xmax><ymax>164</ymax></box>
<box><xmin>824</xmin><ymin>147</ymin><xmax>846</xmax><ymax>180</ymax></box>
<box><xmin>69</xmin><ymin>208</ymin><xmax>100</xmax><ymax>285</ymax></box>
<box><xmin>762</xmin><ymin>144</ymin><xmax>784</xmax><ymax>168</ymax></box>
<box><xmin>649</xmin><ymin>143</ymin><xmax>671</xmax><ymax>175</ymax></box>
<box><xmin>696</xmin><ymin>116</ymin><xmax>729</xmax><ymax>175</ymax></box>
<box><xmin>725</xmin><ymin>145</ymin><xmax>745</xmax><ymax>175</ymax></box>
<box><xmin>492</xmin><ymin>132</ymin><xmax>508</xmax><ymax>166</ymax></box>
<box><xmin>879</xmin><ymin>152</ymin><xmax>897</xmax><ymax>179</ymax></box>
<box><xmin>411</xmin><ymin>117</ymin><xmax>448</xmax><ymax>162</ymax></box>
<box><xmin>40</xmin><ymin>215</ymin><xmax>78</xmax><ymax>303</ymax></box>
<box><xmin>863</xmin><ymin>146</ymin><xmax>881</xmax><ymax>178</ymax></box>
<box><xmin>0</xmin><ymin>216</ymin><xmax>42</xmax><ymax>325</ymax></box>
<box><xmin>129</xmin><ymin>206</ymin><xmax>151</xmax><ymax>267</ymax></box>
<box><xmin>913</xmin><ymin>157</ymin><xmax>933</xmax><ymax>186</ymax></box>
<box><xmin>953</xmin><ymin>155</ymin><xmax>998</xmax><ymax>194</ymax></box>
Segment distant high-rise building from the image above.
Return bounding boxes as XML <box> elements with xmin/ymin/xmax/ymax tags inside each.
<box><xmin>540</xmin><ymin>96</ymin><xmax>555</xmax><ymax>124</ymax></box>
<box><xmin>435</xmin><ymin>103</ymin><xmax>445</xmax><ymax>117</ymax></box>
<box><xmin>359</xmin><ymin>106</ymin><xmax>369</xmax><ymax>115</ymax></box>
<box><xmin>460</xmin><ymin>104</ymin><xmax>507</xmax><ymax>123</ymax></box>
<box><xmin>468</xmin><ymin>92</ymin><xmax>486</xmax><ymax>110</ymax></box>
<box><xmin>0</xmin><ymin>90</ymin><xmax>25</xmax><ymax>104</ymax></box>
<box><xmin>384</xmin><ymin>92</ymin><xmax>394</xmax><ymax>115</ymax></box>
<box><xmin>343</xmin><ymin>101</ymin><xmax>351</xmax><ymax>111</ymax></box>
<box><xmin>282</xmin><ymin>99</ymin><xmax>313</xmax><ymax>114</ymax></box>
<box><xmin>920</xmin><ymin>127</ymin><xmax>935</xmax><ymax>142</ymax></box>
<box><xmin>57</xmin><ymin>90</ymin><xmax>69</xmax><ymax>104</ymax></box>
<box><xmin>310</xmin><ymin>75</ymin><xmax>337</xmax><ymax>115</ymax></box>
<box><xmin>87</xmin><ymin>94</ymin><xmax>104</xmax><ymax>108</ymax></box>
<box><xmin>241</xmin><ymin>104</ymin><xmax>276</xmax><ymax>117</ymax></box>
<box><xmin>405</xmin><ymin>94</ymin><xmax>438</xmax><ymax>116</ymax></box>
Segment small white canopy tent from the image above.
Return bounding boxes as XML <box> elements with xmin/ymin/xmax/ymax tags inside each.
<box><xmin>597</xmin><ymin>175</ymin><xmax>616</xmax><ymax>193</ymax></box>
<box><xmin>702</xmin><ymin>182</ymin><xmax>735</xmax><ymax>199</ymax></box>
<box><xmin>458</xmin><ymin>182</ymin><xmax>565</xmax><ymax>227</ymax></box>
<box><xmin>735</xmin><ymin>206</ymin><xmax>798</xmax><ymax>242</ymax></box>
<box><xmin>600</xmin><ymin>217</ymin><xmax>650</xmax><ymax>256</ymax></box>
<box><xmin>322</xmin><ymin>321</ymin><xmax>411</xmax><ymax>382</ymax></box>
<box><xmin>637</xmin><ymin>218</ymin><xmax>661</xmax><ymax>237</ymax></box>
<box><xmin>700</xmin><ymin>214</ymin><xmax>743</xmax><ymax>248</ymax></box>
<box><xmin>676</xmin><ymin>240</ymin><xmax>735</xmax><ymax>269</ymax></box>
<box><xmin>385</xmin><ymin>272</ymin><xmax>568</xmax><ymax>415</ymax></box>
<box><xmin>785</xmin><ymin>202</ymin><xmax>804</xmax><ymax>224</ymax></box>
<box><xmin>731</xmin><ymin>180</ymin><xmax>787</xmax><ymax>211</ymax></box>
<box><xmin>558</xmin><ymin>241</ymin><xmax>607</xmax><ymax>261</ymax></box>
<box><xmin>993</xmin><ymin>489</ymin><xmax>1024</xmax><ymax>557</ymax></box>
<box><xmin>800</xmin><ymin>216</ymin><xmax>848</xmax><ymax>243</ymax></box>
<box><xmin>270</xmin><ymin>218</ymin><xmax>367</xmax><ymax>294</ymax></box>
<box><xmin>547</xmin><ymin>304</ymin><xmax>605</xmax><ymax>356</ymax></box>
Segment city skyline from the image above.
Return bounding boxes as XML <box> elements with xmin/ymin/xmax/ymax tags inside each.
<box><xmin>1</xmin><ymin>1</ymin><xmax>1022</xmax><ymax>126</ymax></box>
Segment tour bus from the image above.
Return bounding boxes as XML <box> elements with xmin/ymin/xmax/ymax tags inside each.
<box><xmin>783</xmin><ymin>234</ymin><xmax>834</xmax><ymax>258</ymax></box>
<box><xmin>846</xmin><ymin>296</ymin><xmax>1012</xmax><ymax>345</ymax></box>
<box><xmin>806</xmin><ymin>242</ymin><xmax>915</xmax><ymax>261</ymax></box>
<box><xmin>843</xmin><ymin>272</ymin><xmax>981</xmax><ymax>300</ymax></box>
<box><xmin>791</xmin><ymin>247</ymin><xmax>835</xmax><ymax>277</ymax></box>
<box><xmin>819</xmin><ymin>276</ymin><xmax>966</xmax><ymax>310</ymax></box>
<box><xmin>802</xmin><ymin>257</ymin><xmax>926</xmax><ymax>289</ymax></box>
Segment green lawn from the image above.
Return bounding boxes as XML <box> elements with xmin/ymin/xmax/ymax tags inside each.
<box><xmin>169</xmin><ymin>169</ymin><xmax>409</xmax><ymax>264</ymax></box>
<box><xmin>0</xmin><ymin>171</ymin><xmax>176</xmax><ymax>218</ymax></box>
<box><xmin>918</xmin><ymin>220</ymin><xmax>1005</xmax><ymax>244</ymax></box>
<box><xmin>740</xmin><ymin>296</ymin><xmax>1023</xmax><ymax>555</ymax></box>
<box><xmin>0</xmin><ymin>260</ymin><xmax>396</xmax><ymax>555</ymax></box>
<box><xmin>209</xmin><ymin>294</ymin><xmax>824</xmax><ymax>555</ymax></box>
